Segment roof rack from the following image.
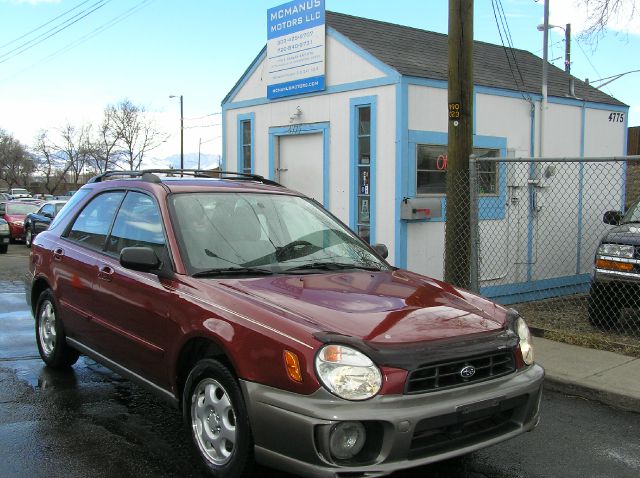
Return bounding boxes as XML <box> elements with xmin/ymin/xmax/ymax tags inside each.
<box><xmin>88</xmin><ymin>169</ymin><xmax>283</xmax><ymax>187</ymax></box>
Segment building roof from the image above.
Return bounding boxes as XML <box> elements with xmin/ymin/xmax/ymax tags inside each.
<box><xmin>326</xmin><ymin>11</ymin><xmax>625</xmax><ymax>106</ymax></box>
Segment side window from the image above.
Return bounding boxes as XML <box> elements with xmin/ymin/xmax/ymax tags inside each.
<box><xmin>67</xmin><ymin>192</ymin><xmax>125</xmax><ymax>250</ymax></box>
<box><xmin>41</xmin><ymin>204</ymin><xmax>55</xmax><ymax>216</ymax></box>
<box><xmin>105</xmin><ymin>192</ymin><xmax>166</xmax><ymax>256</ymax></box>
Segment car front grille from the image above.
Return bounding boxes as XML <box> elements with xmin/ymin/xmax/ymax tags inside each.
<box><xmin>405</xmin><ymin>351</ymin><xmax>516</xmax><ymax>394</ymax></box>
<box><xmin>408</xmin><ymin>394</ymin><xmax>527</xmax><ymax>459</ymax></box>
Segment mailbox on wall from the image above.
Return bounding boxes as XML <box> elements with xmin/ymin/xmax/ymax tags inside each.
<box><xmin>401</xmin><ymin>197</ymin><xmax>442</xmax><ymax>220</ymax></box>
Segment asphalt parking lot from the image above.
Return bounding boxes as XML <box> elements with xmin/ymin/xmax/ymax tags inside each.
<box><xmin>1</xmin><ymin>244</ymin><xmax>639</xmax><ymax>477</ymax></box>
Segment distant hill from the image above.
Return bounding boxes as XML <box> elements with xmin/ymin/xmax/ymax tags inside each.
<box><xmin>162</xmin><ymin>153</ymin><xmax>221</xmax><ymax>170</ymax></box>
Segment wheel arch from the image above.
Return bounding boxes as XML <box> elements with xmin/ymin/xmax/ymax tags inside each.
<box><xmin>174</xmin><ymin>336</ymin><xmax>238</xmax><ymax>408</ymax></box>
<box><xmin>30</xmin><ymin>277</ymin><xmax>51</xmax><ymax>316</ymax></box>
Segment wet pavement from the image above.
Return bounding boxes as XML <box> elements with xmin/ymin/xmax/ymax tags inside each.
<box><xmin>1</xmin><ymin>253</ymin><xmax>639</xmax><ymax>477</ymax></box>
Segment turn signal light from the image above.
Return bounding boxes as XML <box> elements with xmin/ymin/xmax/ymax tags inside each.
<box><xmin>596</xmin><ymin>258</ymin><xmax>634</xmax><ymax>272</ymax></box>
<box><xmin>283</xmin><ymin>350</ymin><xmax>303</xmax><ymax>383</ymax></box>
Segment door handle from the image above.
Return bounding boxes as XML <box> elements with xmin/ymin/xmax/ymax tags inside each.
<box><xmin>98</xmin><ymin>265</ymin><xmax>114</xmax><ymax>282</ymax></box>
<box><xmin>53</xmin><ymin>248</ymin><xmax>64</xmax><ymax>262</ymax></box>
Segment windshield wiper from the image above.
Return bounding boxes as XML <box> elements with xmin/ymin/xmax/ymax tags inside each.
<box><xmin>285</xmin><ymin>262</ymin><xmax>383</xmax><ymax>273</ymax></box>
<box><xmin>192</xmin><ymin>267</ymin><xmax>274</xmax><ymax>277</ymax></box>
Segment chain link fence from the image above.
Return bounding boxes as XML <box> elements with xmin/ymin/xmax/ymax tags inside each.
<box><xmin>446</xmin><ymin>156</ymin><xmax>640</xmax><ymax>342</ymax></box>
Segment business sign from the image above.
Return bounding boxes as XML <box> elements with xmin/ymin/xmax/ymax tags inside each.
<box><xmin>267</xmin><ymin>0</ymin><xmax>325</xmax><ymax>99</ymax></box>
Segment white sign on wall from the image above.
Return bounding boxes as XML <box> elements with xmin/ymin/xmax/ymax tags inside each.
<box><xmin>267</xmin><ymin>0</ymin><xmax>325</xmax><ymax>99</ymax></box>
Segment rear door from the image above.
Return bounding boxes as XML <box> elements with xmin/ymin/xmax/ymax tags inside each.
<box><xmin>56</xmin><ymin>191</ymin><xmax>125</xmax><ymax>342</ymax></box>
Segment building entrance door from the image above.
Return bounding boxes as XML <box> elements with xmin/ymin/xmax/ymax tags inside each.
<box><xmin>277</xmin><ymin>133</ymin><xmax>323</xmax><ymax>204</ymax></box>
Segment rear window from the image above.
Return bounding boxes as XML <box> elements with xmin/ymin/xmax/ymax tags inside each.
<box><xmin>6</xmin><ymin>203</ymin><xmax>39</xmax><ymax>215</ymax></box>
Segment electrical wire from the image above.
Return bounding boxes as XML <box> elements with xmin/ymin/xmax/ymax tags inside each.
<box><xmin>0</xmin><ymin>0</ymin><xmax>95</xmax><ymax>50</ymax></box>
<box><xmin>491</xmin><ymin>0</ymin><xmax>532</xmax><ymax>102</ymax></box>
<box><xmin>183</xmin><ymin>123</ymin><xmax>222</xmax><ymax>130</ymax></box>
<box><xmin>184</xmin><ymin>112</ymin><xmax>222</xmax><ymax>121</ymax></box>
<box><xmin>0</xmin><ymin>0</ymin><xmax>112</xmax><ymax>64</ymax></box>
<box><xmin>0</xmin><ymin>0</ymin><xmax>153</xmax><ymax>84</ymax></box>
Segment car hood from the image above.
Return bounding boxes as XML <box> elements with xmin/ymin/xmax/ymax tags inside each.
<box><xmin>603</xmin><ymin>223</ymin><xmax>640</xmax><ymax>247</ymax></box>
<box><xmin>212</xmin><ymin>269</ymin><xmax>508</xmax><ymax>345</ymax></box>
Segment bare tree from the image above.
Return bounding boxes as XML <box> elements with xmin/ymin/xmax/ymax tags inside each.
<box><xmin>0</xmin><ymin>130</ymin><xmax>33</xmax><ymax>188</ymax></box>
<box><xmin>111</xmin><ymin>99</ymin><xmax>164</xmax><ymax>171</ymax></box>
<box><xmin>88</xmin><ymin>105</ymin><xmax>123</xmax><ymax>173</ymax></box>
<box><xmin>578</xmin><ymin>0</ymin><xmax>639</xmax><ymax>41</ymax></box>
<box><xmin>32</xmin><ymin>130</ymin><xmax>72</xmax><ymax>194</ymax></box>
<box><xmin>57</xmin><ymin>123</ymin><xmax>92</xmax><ymax>186</ymax></box>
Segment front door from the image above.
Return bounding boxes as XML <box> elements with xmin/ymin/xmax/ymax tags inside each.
<box><xmin>277</xmin><ymin>132</ymin><xmax>324</xmax><ymax>204</ymax></box>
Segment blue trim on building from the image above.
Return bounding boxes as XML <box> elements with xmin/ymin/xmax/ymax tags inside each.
<box><xmin>548</xmin><ymin>97</ymin><xmax>628</xmax><ymax>112</ymax></box>
<box><xmin>404</xmin><ymin>76</ymin><xmax>448</xmax><ymax>89</ymax></box>
<box><xmin>223</xmin><ymin>48</ymin><xmax>267</xmax><ymax>105</ymax></box>
<box><xmin>222</xmin><ymin>77</ymin><xmax>397</xmax><ymax>112</ymax></box>
<box><xmin>406</xmin><ymin>130</ymin><xmax>508</xmax><ymax>222</ymax></box>
<box><xmin>221</xmin><ymin>112</ymin><xmax>227</xmax><ymax>170</ymax></box>
<box><xmin>236</xmin><ymin>112</ymin><xmax>255</xmax><ymax>174</ymax></box>
<box><xmin>267</xmin><ymin>122</ymin><xmax>331</xmax><ymax>208</ymax></box>
<box><xmin>349</xmin><ymin>96</ymin><xmax>377</xmax><ymax>243</ymax></box>
<box><xmin>481</xmin><ymin>274</ymin><xmax>591</xmax><ymax>305</ymax></box>
<box><xmin>394</xmin><ymin>78</ymin><xmax>409</xmax><ymax>268</ymax></box>
<box><xmin>327</xmin><ymin>27</ymin><xmax>401</xmax><ymax>80</ymax></box>
<box><xmin>622</xmin><ymin>111</ymin><xmax>629</xmax><ymax>209</ymax></box>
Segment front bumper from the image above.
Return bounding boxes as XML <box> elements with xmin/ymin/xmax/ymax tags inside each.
<box><xmin>242</xmin><ymin>363</ymin><xmax>544</xmax><ymax>478</ymax></box>
<box><xmin>0</xmin><ymin>233</ymin><xmax>9</xmax><ymax>245</ymax></box>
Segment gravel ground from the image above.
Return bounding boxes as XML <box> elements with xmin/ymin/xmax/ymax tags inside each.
<box><xmin>516</xmin><ymin>294</ymin><xmax>640</xmax><ymax>358</ymax></box>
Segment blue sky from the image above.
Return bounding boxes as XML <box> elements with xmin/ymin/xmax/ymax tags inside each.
<box><xmin>0</xmin><ymin>0</ymin><xmax>638</xmax><ymax>164</ymax></box>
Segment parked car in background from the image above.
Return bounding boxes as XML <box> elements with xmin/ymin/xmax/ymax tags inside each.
<box><xmin>9</xmin><ymin>187</ymin><xmax>31</xmax><ymax>199</ymax></box>
<box><xmin>27</xmin><ymin>170</ymin><xmax>543</xmax><ymax>478</ymax></box>
<box><xmin>0</xmin><ymin>192</ymin><xmax>11</xmax><ymax>201</ymax></box>
<box><xmin>24</xmin><ymin>200</ymin><xmax>68</xmax><ymax>247</ymax></box>
<box><xmin>0</xmin><ymin>218</ymin><xmax>9</xmax><ymax>253</ymax></box>
<box><xmin>0</xmin><ymin>200</ymin><xmax>41</xmax><ymax>242</ymax></box>
<box><xmin>588</xmin><ymin>198</ymin><xmax>640</xmax><ymax>328</ymax></box>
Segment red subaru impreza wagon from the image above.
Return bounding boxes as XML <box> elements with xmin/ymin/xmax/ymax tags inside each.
<box><xmin>27</xmin><ymin>170</ymin><xmax>543</xmax><ymax>478</ymax></box>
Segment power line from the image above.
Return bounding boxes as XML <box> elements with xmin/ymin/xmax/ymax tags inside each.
<box><xmin>0</xmin><ymin>0</ymin><xmax>153</xmax><ymax>84</ymax></box>
<box><xmin>0</xmin><ymin>0</ymin><xmax>95</xmax><ymax>50</ymax></box>
<box><xmin>183</xmin><ymin>123</ymin><xmax>222</xmax><ymax>130</ymax></box>
<box><xmin>184</xmin><ymin>112</ymin><xmax>222</xmax><ymax>121</ymax></box>
<box><xmin>0</xmin><ymin>0</ymin><xmax>112</xmax><ymax>65</ymax></box>
<box><xmin>491</xmin><ymin>0</ymin><xmax>532</xmax><ymax>102</ymax></box>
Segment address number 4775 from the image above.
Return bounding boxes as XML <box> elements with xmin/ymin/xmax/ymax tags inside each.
<box><xmin>608</xmin><ymin>112</ymin><xmax>624</xmax><ymax>123</ymax></box>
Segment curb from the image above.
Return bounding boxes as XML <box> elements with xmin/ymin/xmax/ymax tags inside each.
<box><xmin>543</xmin><ymin>373</ymin><xmax>640</xmax><ymax>414</ymax></box>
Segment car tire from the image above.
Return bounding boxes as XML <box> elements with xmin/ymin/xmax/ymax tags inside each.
<box><xmin>25</xmin><ymin>227</ymin><xmax>33</xmax><ymax>248</ymax></box>
<box><xmin>0</xmin><ymin>244</ymin><xmax>7</xmax><ymax>254</ymax></box>
<box><xmin>183</xmin><ymin>359</ymin><xmax>254</xmax><ymax>478</ymax></box>
<box><xmin>35</xmin><ymin>289</ymin><xmax>80</xmax><ymax>368</ymax></box>
<box><xmin>587</xmin><ymin>283</ymin><xmax>620</xmax><ymax>329</ymax></box>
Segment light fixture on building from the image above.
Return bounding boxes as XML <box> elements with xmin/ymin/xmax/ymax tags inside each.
<box><xmin>289</xmin><ymin>106</ymin><xmax>303</xmax><ymax>123</ymax></box>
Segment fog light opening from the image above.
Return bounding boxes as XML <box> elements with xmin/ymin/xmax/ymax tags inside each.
<box><xmin>329</xmin><ymin>421</ymin><xmax>366</xmax><ymax>460</ymax></box>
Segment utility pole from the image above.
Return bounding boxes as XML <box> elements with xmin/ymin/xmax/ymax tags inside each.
<box><xmin>198</xmin><ymin>137</ymin><xmax>202</xmax><ymax>170</ymax></box>
<box><xmin>444</xmin><ymin>0</ymin><xmax>474</xmax><ymax>290</ymax></box>
<box><xmin>564</xmin><ymin>23</ymin><xmax>571</xmax><ymax>74</ymax></box>
<box><xmin>540</xmin><ymin>0</ymin><xmax>549</xmax><ymax>157</ymax></box>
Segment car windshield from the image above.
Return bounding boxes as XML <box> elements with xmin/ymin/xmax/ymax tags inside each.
<box><xmin>6</xmin><ymin>203</ymin><xmax>39</xmax><ymax>215</ymax></box>
<box><xmin>11</xmin><ymin>189</ymin><xmax>28</xmax><ymax>194</ymax></box>
<box><xmin>622</xmin><ymin>200</ymin><xmax>640</xmax><ymax>224</ymax></box>
<box><xmin>170</xmin><ymin>192</ymin><xmax>389</xmax><ymax>275</ymax></box>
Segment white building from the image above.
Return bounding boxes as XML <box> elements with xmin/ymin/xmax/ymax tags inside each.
<box><xmin>222</xmin><ymin>11</ymin><xmax>628</xmax><ymax>303</ymax></box>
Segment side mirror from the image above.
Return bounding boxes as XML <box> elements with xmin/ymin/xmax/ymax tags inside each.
<box><xmin>372</xmin><ymin>243</ymin><xmax>389</xmax><ymax>259</ymax></box>
<box><xmin>120</xmin><ymin>247</ymin><xmax>160</xmax><ymax>273</ymax></box>
<box><xmin>603</xmin><ymin>210</ymin><xmax>623</xmax><ymax>226</ymax></box>
<box><xmin>43</xmin><ymin>212</ymin><xmax>54</xmax><ymax>219</ymax></box>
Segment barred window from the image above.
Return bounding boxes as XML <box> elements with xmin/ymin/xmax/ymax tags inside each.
<box><xmin>416</xmin><ymin>145</ymin><xmax>499</xmax><ymax>195</ymax></box>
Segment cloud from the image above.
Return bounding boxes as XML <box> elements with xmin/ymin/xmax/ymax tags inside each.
<box><xmin>551</xmin><ymin>1</ymin><xmax>640</xmax><ymax>36</ymax></box>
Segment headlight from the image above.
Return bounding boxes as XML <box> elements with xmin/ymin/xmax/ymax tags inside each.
<box><xmin>597</xmin><ymin>243</ymin><xmax>634</xmax><ymax>259</ymax></box>
<box><xmin>516</xmin><ymin>318</ymin><xmax>534</xmax><ymax>366</ymax></box>
<box><xmin>0</xmin><ymin>223</ymin><xmax>8</xmax><ymax>233</ymax></box>
<box><xmin>315</xmin><ymin>345</ymin><xmax>382</xmax><ymax>400</ymax></box>
<box><xmin>11</xmin><ymin>221</ymin><xmax>23</xmax><ymax>227</ymax></box>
